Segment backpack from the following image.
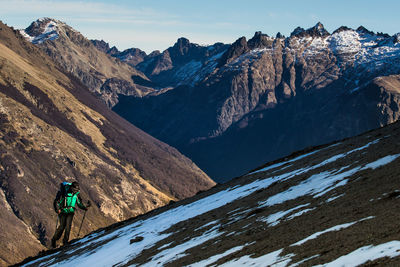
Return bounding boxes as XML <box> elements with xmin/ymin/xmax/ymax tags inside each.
<box><xmin>60</xmin><ymin>182</ymin><xmax>72</xmax><ymax>197</ymax></box>
<box><xmin>58</xmin><ymin>182</ymin><xmax>79</xmax><ymax>213</ymax></box>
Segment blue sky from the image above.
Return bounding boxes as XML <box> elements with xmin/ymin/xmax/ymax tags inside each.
<box><xmin>1</xmin><ymin>0</ymin><xmax>399</xmax><ymax>53</ymax></box>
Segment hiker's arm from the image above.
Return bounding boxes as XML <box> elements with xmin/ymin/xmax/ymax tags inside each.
<box><xmin>77</xmin><ymin>194</ymin><xmax>88</xmax><ymax>210</ymax></box>
<box><xmin>53</xmin><ymin>191</ymin><xmax>62</xmax><ymax>212</ymax></box>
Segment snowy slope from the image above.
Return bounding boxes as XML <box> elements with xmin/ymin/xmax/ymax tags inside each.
<box><xmin>19</xmin><ymin>121</ymin><xmax>400</xmax><ymax>266</ymax></box>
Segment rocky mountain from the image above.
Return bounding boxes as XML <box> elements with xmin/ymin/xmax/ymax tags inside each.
<box><xmin>0</xmin><ymin>21</ymin><xmax>214</xmax><ymax>266</ymax></box>
<box><xmin>20</xmin><ymin>18</ymin><xmax>154</xmax><ymax>107</ymax></box>
<box><xmin>136</xmin><ymin>38</ymin><xmax>229</xmax><ymax>87</ymax></box>
<box><xmin>91</xmin><ymin>40</ymin><xmax>148</xmax><ymax>67</ymax></box>
<box><xmin>93</xmin><ymin>37</ymin><xmax>229</xmax><ymax>88</ymax></box>
<box><xmin>18</xmin><ymin>120</ymin><xmax>400</xmax><ymax>266</ymax></box>
<box><xmin>113</xmin><ymin>22</ymin><xmax>400</xmax><ymax>182</ymax></box>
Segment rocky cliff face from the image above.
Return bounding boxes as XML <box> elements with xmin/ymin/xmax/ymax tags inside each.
<box><xmin>20</xmin><ymin>18</ymin><xmax>154</xmax><ymax>107</ymax></box>
<box><xmin>0</xmin><ymin>21</ymin><xmax>214</xmax><ymax>266</ymax></box>
<box><xmin>113</xmin><ymin>23</ymin><xmax>400</xmax><ymax>181</ymax></box>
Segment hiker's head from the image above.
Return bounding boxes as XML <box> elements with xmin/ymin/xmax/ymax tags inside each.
<box><xmin>71</xmin><ymin>181</ymin><xmax>80</xmax><ymax>193</ymax></box>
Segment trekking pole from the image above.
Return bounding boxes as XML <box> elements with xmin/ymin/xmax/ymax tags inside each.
<box><xmin>77</xmin><ymin>209</ymin><xmax>87</xmax><ymax>238</ymax></box>
<box><xmin>77</xmin><ymin>201</ymin><xmax>90</xmax><ymax>238</ymax></box>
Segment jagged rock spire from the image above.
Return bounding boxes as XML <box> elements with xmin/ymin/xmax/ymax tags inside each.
<box><xmin>218</xmin><ymin>36</ymin><xmax>249</xmax><ymax>67</ymax></box>
<box><xmin>290</xmin><ymin>22</ymin><xmax>330</xmax><ymax>38</ymax></box>
<box><xmin>247</xmin><ymin>31</ymin><xmax>272</xmax><ymax>49</ymax></box>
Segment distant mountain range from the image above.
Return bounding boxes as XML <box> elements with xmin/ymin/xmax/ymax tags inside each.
<box><xmin>109</xmin><ymin>22</ymin><xmax>400</xmax><ymax>181</ymax></box>
<box><xmin>0</xmin><ymin>20</ymin><xmax>214</xmax><ymax>265</ymax></box>
<box><xmin>19</xmin><ymin>18</ymin><xmax>400</xmax><ymax>183</ymax></box>
<box><xmin>19</xmin><ymin>118</ymin><xmax>400</xmax><ymax>266</ymax></box>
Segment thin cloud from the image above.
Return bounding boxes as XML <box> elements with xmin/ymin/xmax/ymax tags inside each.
<box><xmin>0</xmin><ymin>0</ymin><xmax>177</xmax><ymax>23</ymax></box>
<box><xmin>70</xmin><ymin>17</ymin><xmax>182</xmax><ymax>26</ymax></box>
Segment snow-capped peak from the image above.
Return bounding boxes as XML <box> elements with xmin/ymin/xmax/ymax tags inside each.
<box><xmin>20</xmin><ymin>17</ymin><xmax>65</xmax><ymax>44</ymax></box>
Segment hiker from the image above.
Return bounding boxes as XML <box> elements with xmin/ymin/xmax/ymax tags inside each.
<box><xmin>51</xmin><ymin>181</ymin><xmax>91</xmax><ymax>248</ymax></box>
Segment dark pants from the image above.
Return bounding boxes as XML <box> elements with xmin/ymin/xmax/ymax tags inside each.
<box><xmin>52</xmin><ymin>213</ymin><xmax>74</xmax><ymax>245</ymax></box>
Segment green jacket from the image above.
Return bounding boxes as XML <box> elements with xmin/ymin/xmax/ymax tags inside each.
<box><xmin>54</xmin><ymin>190</ymin><xmax>87</xmax><ymax>214</ymax></box>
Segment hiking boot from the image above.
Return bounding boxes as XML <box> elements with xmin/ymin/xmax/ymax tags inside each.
<box><xmin>51</xmin><ymin>239</ymin><xmax>56</xmax><ymax>248</ymax></box>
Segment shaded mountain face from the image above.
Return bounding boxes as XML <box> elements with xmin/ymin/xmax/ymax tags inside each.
<box><xmin>113</xmin><ymin>22</ymin><xmax>400</xmax><ymax>182</ymax></box>
<box><xmin>0</xmin><ymin>21</ymin><xmax>214</xmax><ymax>266</ymax></box>
<box><xmin>20</xmin><ymin>18</ymin><xmax>154</xmax><ymax>107</ymax></box>
<box><xmin>19</xmin><ymin>120</ymin><xmax>400</xmax><ymax>266</ymax></box>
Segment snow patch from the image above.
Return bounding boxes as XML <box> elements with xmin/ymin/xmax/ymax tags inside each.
<box><xmin>219</xmin><ymin>248</ymin><xmax>294</xmax><ymax>267</ymax></box>
<box><xmin>188</xmin><ymin>244</ymin><xmax>249</xmax><ymax>267</ymax></box>
<box><xmin>249</xmin><ymin>148</ymin><xmax>322</xmax><ymax>175</ymax></box>
<box><xmin>174</xmin><ymin>60</ymin><xmax>202</xmax><ymax>81</ymax></box>
<box><xmin>260</xmin><ymin>167</ymin><xmax>360</xmax><ymax>207</ymax></box>
<box><xmin>141</xmin><ymin>228</ymin><xmax>222</xmax><ymax>267</ymax></box>
<box><xmin>261</xmin><ymin>204</ymin><xmax>310</xmax><ymax>226</ymax></box>
<box><xmin>363</xmin><ymin>154</ymin><xmax>400</xmax><ymax>169</ymax></box>
<box><xmin>315</xmin><ymin>241</ymin><xmax>400</xmax><ymax>266</ymax></box>
<box><xmin>291</xmin><ymin>254</ymin><xmax>320</xmax><ymax>266</ymax></box>
<box><xmin>325</xmin><ymin>193</ymin><xmax>345</xmax><ymax>203</ymax></box>
<box><xmin>194</xmin><ymin>220</ymin><xmax>219</xmax><ymax>232</ymax></box>
<box><xmin>287</xmin><ymin>207</ymin><xmax>316</xmax><ymax>220</ymax></box>
<box><xmin>292</xmin><ymin>216</ymin><xmax>375</xmax><ymax>246</ymax></box>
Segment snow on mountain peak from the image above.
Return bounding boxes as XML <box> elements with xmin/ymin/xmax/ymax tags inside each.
<box><xmin>20</xmin><ymin>17</ymin><xmax>73</xmax><ymax>44</ymax></box>
<box><xmin>228</xmin><ymin>23</ymin><xmax>400</xmax><ymax>76</ymax></box>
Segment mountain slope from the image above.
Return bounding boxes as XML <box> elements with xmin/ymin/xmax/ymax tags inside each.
<box><xmin>18</xmin><ymin>120</ymin><xmax>400</xmax><ymax>266</ymax></box>
<box><xmin>0</xmin><ymin>21</ymin><xmax>214</xmax><ymax>266</ymax></box>
<box><xmin>113</xmin><ymin>23</ymin><xmax>400</xmax><ymax>182</ymax></box>
<box><xmin>20</xmin><ymin>18</ymin><xmax>155</xmax><ymax>107</ymax></box>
